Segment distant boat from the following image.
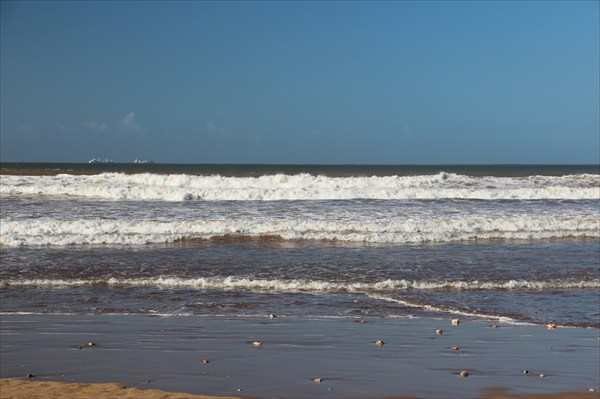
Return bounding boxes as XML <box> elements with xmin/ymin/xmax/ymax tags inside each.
<box><xmin>133</xmin><ymin>159</ymin><xmax>154</xmax><ymax>164</ymax></box>
<box><xmin>88</xmin><ymin>158</ymin><xmax>114</xmax><ymax>164</ymax></box>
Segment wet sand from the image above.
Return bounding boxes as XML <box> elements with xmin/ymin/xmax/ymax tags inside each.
<box><xmin>0</xmin><ymin>314</ymin><xmax>598</xmax><ymax>398</ymax></box>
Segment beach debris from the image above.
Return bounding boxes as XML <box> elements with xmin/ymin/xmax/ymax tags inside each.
<box><xmin>489</xmin><ymin>324</ymin><xmax>498</xmax><ymax>328</ymax></box>
<box><xmin>26</xmin><ymin>373</ymin><xmax>35</xmax><ymax>379</ymax></box>
<box><xmin>202</xmin><ymin>359</ymin><xmax>210</xmax><ymax>364</ymax></box>
<box><xmin>375</xmin><ymin>339</ymin><xmax>385</xmax><ymax>347</ymax></box>
<box><xmin>546</xmin><ymin>323</ymin><xmax>556</xmax><ymax>330</ymax></box>
<box><xmin>435</xmin><ymin>329</ymin><xmax>444</xmax><ymax>335</ymax></box>
<box><xmin>450</xmin><ymin>346</ymin><xmax>460</xmax><ymax>351</ymax></box>
<box><xmin>313</xmin><ymin>377</ymin><xmax>323</xmax><ymax>383</ymax></box>
<box><xmin>87</xmin><ymin>342</ymin><xmax>96</xmax><ymax>347</ymax></box>
<box><xmin>252</xmin><ymin>341</ymin><xmax>263</xmax><ymax>346</ymax></box>
<box><xmin>451</xmin><ymin>319</ymin><xmax>460</xmax><ymax>325</ymax></box>
<box><xmin>522</xmin><ymin>370</ymin><xmax>529</xmax><ymax>374</ymax></box>
<box><xmin>356</xmin><ymin>319</ymin><xmax>366</xmax><ymax>324</ymax></box>
<box><xmin>459</xmin><ymin>370</ymin><xmax>469</xmax><ymax>378</ymax></box>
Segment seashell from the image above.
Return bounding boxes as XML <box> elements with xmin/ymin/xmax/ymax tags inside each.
<box><xmin>269</xmin><ymin>314</ymin><xmax>277</xmax><ymax>318</ymax></box>
<box><xmin>451</xmin><ymin>319</ymin><xmax>460</xmax><ymax>325</ymax></box>
<box><xmin>375</xmin><ymin>339</ymin><xmax>384</xmax><ymax>347</ymax></box>
<box><xmin>202</xmin><ymin>359</ymin><xmax>210</xmax><ymax>364</ymax></box>
<box><xmin>450</xmin><ymin>346</ymin><xmax>459</xmax><ymax>351</ymax></box>
<box><xmin>436</xmin><ymin>329</ymin><xmax>443</xmax><ymax>335</ymax></box>
<box><xmin>522</xmin><ymin>370</ymin><xmax>529</xmax><ymax>374</ymax></box>
<box><xmin>539</xmin><ymin>373</ymin><xmax>545</xmax><ymax>378</ymax></box>
<box><xmin>313</xmin><ymin>377</ymin><xmax>323</xmax><ymax>383</ymax></box>
<box><xmin>252</xmin><ymin>341</ymin><xmax>263</xmax><ymax>346</ymax></box>
<box><xmin>546</xmin><ymin>324</ymin><xmax>556</xmax><ymax>330</ymax></box>
<box><xmin>460</xmin><ymin>370</ymin><xmax>469</xmax><ymax>378</ymax></box>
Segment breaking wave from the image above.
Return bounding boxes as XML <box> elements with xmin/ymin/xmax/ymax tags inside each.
<box><xmin>2</xmin><ymin>276</ymin><xmax>598</xmax><ymax>291</ymax></box>
<box><xmin>1</xmin><ymin>216</ymin><xmax>598</xmax><ymax>246</ymax></box>
<box><xmin>1</xmin><ymin>172</ymin><xmax>598</xmax><ymax>201</ymax></box>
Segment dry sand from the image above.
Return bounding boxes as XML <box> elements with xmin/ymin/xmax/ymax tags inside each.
<box><xmin>1</xmin><ymin>314</ymin><xmax>598</xmax><ymax>398</ymax></box>
<box><xmin>0</xmin><ymin>379</ymin><xmax>239</xmax><ymax>399</ymax></box>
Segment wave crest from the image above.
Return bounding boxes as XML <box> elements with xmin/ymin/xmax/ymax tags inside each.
<box><xmin>2</xmin><ymin>277</ymin><xmax>597</xmax><ymax>291</ymax></box>
<box><xmin>2</xmin><ymin>172</ymin><xmax>598</xmax><ymax>201</ymax></box>
<box><xmin>1</xmin><ymin>216</ymin><xmax>598</xmax><ymax>246</ymax></box>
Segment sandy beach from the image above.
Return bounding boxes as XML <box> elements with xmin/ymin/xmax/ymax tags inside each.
<box><xmin>0</xmin><ymin>378</ymin><xmax>239</xmax><ymax>399</ymax></box>
<box><xmin>1</xmin><ymin>380</ymin><xmax>597</xmax><ymax>399</ymax></box>
<box><xmin>1</xmin><ymin>314</ymin><xmax>598</xmax><ymax>398</ymax></box>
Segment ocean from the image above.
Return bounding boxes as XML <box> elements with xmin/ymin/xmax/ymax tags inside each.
<box><xmin>1</xmin><ymin>163</ymin><xmax>599</xmax><ymax>328</ymax></box>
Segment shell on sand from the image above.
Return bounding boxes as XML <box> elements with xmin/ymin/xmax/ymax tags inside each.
<box><xmin>435</xmin><ymin>329</ymin><xmax>443</xmax><ymax>335</ymax></box>
<box><xmin>313</xmin><ymin>378</ymin><xmax>323</xmax><ymax>383</ymax></box>
<box><xmin>375</xmin><ymin>340</ymin><xmax>384</xmax><ymax>347</ymax></box>
<box><xmin>460</xmin><ymin>370</ymin><xmax>469</xmax><ymax>378</ymax></box>
<box><xmin>252</xmin><ymin>341</ymin><xmax>263</xmax><ymax>346</ymax></box>
<box><xmin>451</xmin><ymin>319</ymin><xmax>460</xmax><ymax>325</ymax></box>
<box><xmin>450</xmin><ymin>346</ymin><xmax>459</xmax><ymax>351</ymax></box>
<box><xmin>546</xmin><ymin>323</ymin><xmax>556</xmax><ymax>330</ymax></box>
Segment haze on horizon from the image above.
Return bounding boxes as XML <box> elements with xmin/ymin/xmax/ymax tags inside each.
<box><xmin>1</xmin><ymin>1</ymin><xmax>598</xmax><ymax>165</ymax></box>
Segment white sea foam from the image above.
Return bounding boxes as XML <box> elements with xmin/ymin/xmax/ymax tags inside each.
<box><xmin>366</xmin><ymin>293</ymin><xmax>535</xmax><ymax>325</ymax></box>
<box><xmin>1</xmin><ymin>172</ymin><xmax>598</xmax><ymax>201</ymax></box>
<box><xmin>1</xmin><ymin>215</ymin><xmax>597</xmax><ymax>246</ymax></box>
<box><xmin>2</xmin><ymin>276</ymin><xmax>598</xmax><ymax>291</ymax></box>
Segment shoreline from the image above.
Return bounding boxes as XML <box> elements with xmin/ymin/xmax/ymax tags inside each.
<box><xmin>1</xmin><ymin>379</ymin><xmax>597</xmax><ymax>399</ymax></box>
<box><xmin>1</xmin><ymin>314</ymin><xmax>598</xmax><ymax>398</ymax></box>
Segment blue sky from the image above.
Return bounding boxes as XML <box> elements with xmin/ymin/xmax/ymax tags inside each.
<box><xmin>1</xmin><ymin>1</ymin><xmax>598</xmax><ymax>164</ymax></box>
